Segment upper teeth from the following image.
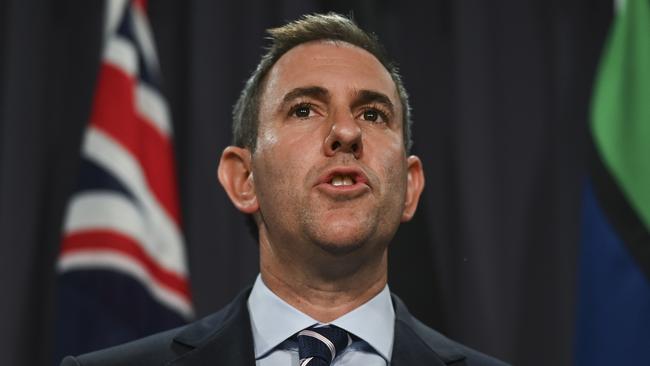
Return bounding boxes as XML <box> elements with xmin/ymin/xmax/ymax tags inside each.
<box><xmin>331</xmin><ymin>175</ymin><xmax>354</xmax><ymax>186</ymax></box>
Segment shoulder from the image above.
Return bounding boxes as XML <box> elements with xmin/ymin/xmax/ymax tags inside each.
<box><xmin>60</xmin><ymin>289</ymin><xmax>252</xmax><ymax>366</ymax></box>
<box><xmin>60</xmin><ymin>326</ymin><xmax>187</xmax><ymax>366</ymax></box>
<box><xmin>405</xmin><ymin>315</ymin><xmax>510</xmax><ymax>366</ymax></box>
<box><xmin>391</xmin><ymin>293</ymin><xmax>511</xmax><ymax>366</ymax></box>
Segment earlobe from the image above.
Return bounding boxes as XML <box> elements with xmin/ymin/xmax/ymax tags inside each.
<box><xmin>401</xmin><ymin>155</ymin><xmax>425</xmax><ymax>222</ymax></box>
<box><xmin>217</xmin><ymin>146</ymin><xmax>259</xmax><ymax>214</ymax></box>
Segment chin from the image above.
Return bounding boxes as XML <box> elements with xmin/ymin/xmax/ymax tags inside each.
<box><xmin>299</xmin><ymin>208</ymin><xmax>385</xmax><ymax>256</ymax></box>
<box><xmin>313</xmin><ymin>238</ymin><xmax>366</xmax><ymax>256</ymax></box>
<box><xmin>307</xmin><ymin>221</ymin><xmax>375</xmax><ymax>257</ymax></box>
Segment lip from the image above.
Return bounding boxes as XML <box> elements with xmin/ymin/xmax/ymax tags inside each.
<box><xmin>315</xmin><ymin>166</ymin><xmax>371</xmax><ymax>197</ymax></box>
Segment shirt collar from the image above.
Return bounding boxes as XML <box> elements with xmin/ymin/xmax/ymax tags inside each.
<box><xmin>247</xmin><ymin>274</ymin><xmax>395</xmax><ymax>361</ymax></box>
<box><xmin>247</xmin><ymin>275</ymin><xmax>318</xmax><ymax>358</ymax></box>
<box><xmin>330</xmin><ymin>284</ymin><xmax>394</xmax><ymax>361</ymax></box>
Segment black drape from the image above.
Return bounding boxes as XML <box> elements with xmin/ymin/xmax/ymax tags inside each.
<box><xmin>0</xmin><ymin>1</ymin><xmax>612</xmax><ymax>365</ymax></box>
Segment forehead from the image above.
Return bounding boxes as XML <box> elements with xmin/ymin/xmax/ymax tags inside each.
<box><xmin>261</xmin><ymin>41</ymin><xmax>400</xmax><ymax>108</ymax></box>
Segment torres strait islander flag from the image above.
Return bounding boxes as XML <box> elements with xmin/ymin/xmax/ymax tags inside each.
<box><xmin>576</xmin><ymin>0</ymin><xmax>650</xmax><ymax>364</ymax></box>
<box><xmin>55</xmin><ymin>0</ymin><xmax>192</xmax><ymax>361</ymax></box>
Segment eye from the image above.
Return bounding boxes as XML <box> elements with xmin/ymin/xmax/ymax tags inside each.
<box><xmin>290</xmin><ymin>103</ymin><xmax>314</xmax><ymax>118</ymax></box>
<box><xmin>363</xmin><ymin>109</ymin><xmax>379</xmax><ymax>122</ymax></box>
<box><xmin>360</xmin><ymin>107</ymin><xmax>389</xmax><ymax>124</ymax></box>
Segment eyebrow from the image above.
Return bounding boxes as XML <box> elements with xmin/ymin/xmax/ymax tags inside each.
<box><xmin>351</xmin><ymin>90</ymin><xmax>395</xmax><ymax>116</ymax></box>
<box><xmin>282</xmin><ymin>86</ymin><xmax>330</xmax><ymax>105</ymax></box>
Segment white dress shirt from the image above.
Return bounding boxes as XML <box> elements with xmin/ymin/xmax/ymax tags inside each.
<box><xmin>247</xmin><ymin>275</ymin><xmax>395</xmax><ymax>365</ymax></box>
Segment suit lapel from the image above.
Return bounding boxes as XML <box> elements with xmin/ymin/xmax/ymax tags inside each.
<box><xmin>391</xmin><ymin>294</ymin><xmax>467</xmax><ymax>366</ymax></box>
<box><xmin>167</xmin><ymin>289</ymin><xmax>256</xmax><ymax>366</ymax></box>
<box><xmin>392</xmin><ymin>319</ymin><xmax>448</xmax><ymax>366</ymax></box>
<box><xmin>161</xmin><ymin>289</ymin><xmax>467</xmax><ymax>366</ymax></box>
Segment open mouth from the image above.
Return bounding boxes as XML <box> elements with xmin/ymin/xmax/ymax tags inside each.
<box><xmin>316</xmin><ymin>168</ymin><xmax>370</xmax><ymax>198</ymax></box>
<box><xmin>329</xmin><ymin>174</ymin><xmax>356</xmax><ymax>187</ymax></box>
<box><xmin>317</xmin><ymin>168</ymin><xmax>369</xmax><ymax>193</ymax></box>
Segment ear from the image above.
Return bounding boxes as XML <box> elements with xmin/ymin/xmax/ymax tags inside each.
<box><xmin>401</xmin><ymin>155</ymin><xmax>425</xmax><ymax>222</ymax></box>
<box><xmin>217</xmin><ymin>146</ymin><xmax>259</xmax><ymax>214</ymax></box>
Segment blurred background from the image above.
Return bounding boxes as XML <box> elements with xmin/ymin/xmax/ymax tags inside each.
<box><xmin>3</xmin><ymin>0</ymin><xmax>643</xmax><ymax>365</ymax></box>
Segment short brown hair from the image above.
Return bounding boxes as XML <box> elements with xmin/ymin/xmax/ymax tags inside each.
<box><xmin>232</xmin><ymin>12</ymin><xmax>413</xmax><ymax>152</ymax></box>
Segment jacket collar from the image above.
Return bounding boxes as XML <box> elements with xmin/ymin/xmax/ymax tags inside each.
<box><xmin>391</xmin><ymin>293</ymin><xmax>467</xmax><ymax>365</ymax></box>
<box><xmin>168</xmin><ymin>288</ymin><xmax>255</xmax><ymax>365</ymax></box>
<box><xmin>166</xmin><ymin>288</ymin><xmax>467</xmax><ymax>366</ymax></box>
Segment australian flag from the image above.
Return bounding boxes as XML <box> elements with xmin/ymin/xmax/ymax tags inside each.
<box><xmin>55</xmin><ymin>0</ymin><xmax>192</xmax><ymax>362</ymax></box>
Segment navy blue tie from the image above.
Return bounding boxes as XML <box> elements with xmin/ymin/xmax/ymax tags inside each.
<box><xmin>297</xmin><ymin>325</ymin><xmax>351</xmax><ymax>366</ymax></box>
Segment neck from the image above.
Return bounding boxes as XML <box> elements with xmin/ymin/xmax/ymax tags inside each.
<box><xmin>258</xmin><ymin>231</ymin><xmax>388</xmax><ymax>323</ymax></box>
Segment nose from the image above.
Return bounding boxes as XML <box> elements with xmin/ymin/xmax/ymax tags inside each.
<box><xmin>323</xmin><ymin>112</ymin><xmax>363</xmax><ymax>158</ymax></box>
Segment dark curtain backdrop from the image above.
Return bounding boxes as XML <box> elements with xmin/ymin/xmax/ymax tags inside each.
<box><xmin>0</xmin><ymin>1</ymin><xmax>612</xmax><ymax>365</ymax></box>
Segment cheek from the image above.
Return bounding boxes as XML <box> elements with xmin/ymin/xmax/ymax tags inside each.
<box><xmin>368</xmin><ymin>133</ymin><xmax>407</xmax><ymax>174</ymax></box>
<box><xmin>253</xmin><ymin>139</ymin><xmax>311</xmax><ymax>197</ymax></box>
<box><xmin>255</xmin><ymin>128</ymin><xmax>290</xmax><ymax>177</ymax></box>
<box><xmin>257</xmin><ymin>126</ymin><xmax>279</xmax><ymax>147</ymax></box>
<box><xmin>383</xmin><ymin>162</ymin><xmax>408</xmax><ymax>198</ymax></box>
<box><xmin>371</xmin><ymin>138</ymin><xmax>409</xmax><ymax>203</ymax></box>
<box><xmin>258</xmin><ymin>125</ymin><xmax>324</xmax><ymax>171</ymax></box>
<box><xmin>253</xmin><ymin>151</ymin><xmax>289</xmax><ymax>190</ymax></box>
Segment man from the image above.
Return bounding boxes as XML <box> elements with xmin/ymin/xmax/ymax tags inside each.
<box><xmin>62</xmin><ymin>13</ymin><xmax>509</xmax><ymax>366</ymax></box>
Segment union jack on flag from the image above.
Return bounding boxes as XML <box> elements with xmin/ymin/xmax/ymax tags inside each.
<box><xmin>55</xmin><ymin>0</ymin><xmax>192</xmax><ymax>360</ymax></box>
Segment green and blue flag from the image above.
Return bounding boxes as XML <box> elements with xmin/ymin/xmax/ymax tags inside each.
<box><xmin>576</xmin><ymin>0</ymin><xmax>650</xmax><ymax>364</ymax></box>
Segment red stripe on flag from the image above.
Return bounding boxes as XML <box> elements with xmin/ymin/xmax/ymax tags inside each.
<box><xmin>61</xmin><ymin>229</ymin><xmax>191</xmax><ymax>300</ymax></box>
<box><xmin>89</xmin><ymin>63</ymin><xmax>181</xmax><ymax>225</ymax></box>
<box><xmin>133</xmin><ymin>0</ymin><xmax>148</xmax><ymax>12</ymax></box>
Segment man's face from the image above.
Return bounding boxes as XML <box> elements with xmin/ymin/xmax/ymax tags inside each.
<box><xmin>251</xmin><ymin>41</ymin><xmax>421</xmax><ymax>258</ymax></box>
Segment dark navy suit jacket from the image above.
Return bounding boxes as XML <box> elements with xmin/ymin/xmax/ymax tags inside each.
<box><xmin>61</xmin><ymin>289</ymin><xmax>510</xmax><ymax>366</ymax></box>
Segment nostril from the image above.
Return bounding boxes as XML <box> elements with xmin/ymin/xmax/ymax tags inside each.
<box><xmin>331</xmin><ymin>141</ymin><xmax>341</xmax><ymax>150</ymax></box>
<box><xmin>351</xmin><ymin>143</ymin><xmax>358</xmax><ymax>152</ymax></box>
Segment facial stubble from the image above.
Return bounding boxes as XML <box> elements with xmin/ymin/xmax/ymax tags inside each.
<box><xmin>298</xmin><ymin>162</ymin><xmax>407</xmax><ymax>258</ymax></box>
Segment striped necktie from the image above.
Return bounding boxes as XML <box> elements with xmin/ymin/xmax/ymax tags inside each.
<box><xmin>297</xmin><ymin>325</ymin><xmax>352</xmax><ymax>366</ymax></box>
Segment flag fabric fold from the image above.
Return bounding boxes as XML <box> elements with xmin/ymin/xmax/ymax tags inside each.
<box><xmin>576</xmin><ymin>0</ymin><xmax>650</xmax><ymax>364</ymax></box>
<box><xmin>55</xmin><ymin>0</ymin><xmax>192</xmax><ymax>362</ymax></box>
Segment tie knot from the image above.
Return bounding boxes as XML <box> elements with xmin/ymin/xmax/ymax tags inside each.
<box><xmin>297</xmin><ymin>325</ymin><xmax>351</xmax><ymax>366</ymax></box>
